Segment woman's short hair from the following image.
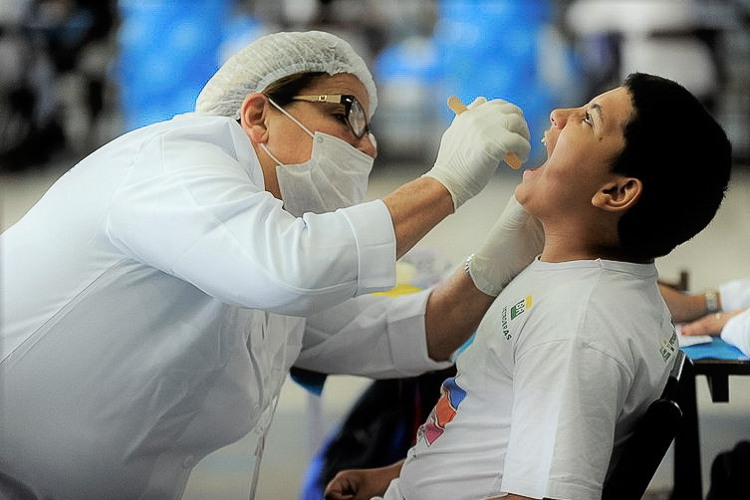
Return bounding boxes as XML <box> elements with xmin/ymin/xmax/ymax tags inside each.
<box><xmin>262</xmin><ymin>72</ymin><xmax>327</xmax><ymax>107</ymax></box>
<box><xmin>612</xmin><ymin>73</ymin><xmax>732</xmax><ymax>259</ymax></box>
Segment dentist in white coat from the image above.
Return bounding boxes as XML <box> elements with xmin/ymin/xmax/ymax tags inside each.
<box><xmin>0</xmin><ymin>31</ymin><xmax>541</xmax><ymax>499</ymax></box>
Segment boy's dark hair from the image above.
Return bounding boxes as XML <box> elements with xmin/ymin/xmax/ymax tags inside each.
<box><xmin>612</xmin><ymin>73</ymin><xmax>732</xmax><ymax>259</ymax></box>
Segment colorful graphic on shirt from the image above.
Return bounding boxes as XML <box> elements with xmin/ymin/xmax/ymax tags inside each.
<box><xmin>502</xmin><ymin>295</ymin><xmax>533</xmax><ymax>340</ymax></box>
<box><xmin>418</xmin><ymin>377</ymin><xmax>467</xmax><ymax>446</ymax></box>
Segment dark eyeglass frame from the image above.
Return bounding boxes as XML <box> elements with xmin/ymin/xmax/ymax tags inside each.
<box><xmin>292</xmin><ymin>94</ymin><xmax>370</xmax><ymax>139</ymax></box>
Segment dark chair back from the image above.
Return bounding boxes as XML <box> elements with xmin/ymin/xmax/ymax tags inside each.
<box><xmin>602</xmin><ymin>349</ymin><xmax>691</xmax><ymax>500</ymax></box>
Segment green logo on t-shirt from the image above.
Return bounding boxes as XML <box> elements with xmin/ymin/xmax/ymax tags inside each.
<box><xmin>510</xmin><ymin>295</ymin><xmax>533</xmax><ymax>320</ymax></box>
<box><xmin>503</xmin><ymin>295</ymin><xmax>533</xmax><ymax>340</ymax></box>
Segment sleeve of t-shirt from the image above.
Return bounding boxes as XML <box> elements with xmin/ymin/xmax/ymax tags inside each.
<box><xmin>501</xmin><ymin>338</ymin><xmax>629</xmax><ymax>500</ymax></box>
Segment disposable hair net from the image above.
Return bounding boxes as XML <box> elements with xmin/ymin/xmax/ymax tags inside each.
<box><xmin>195</xmin><ymin>31</ymin><xmax>377</xmax><ymax>120</ymax></box>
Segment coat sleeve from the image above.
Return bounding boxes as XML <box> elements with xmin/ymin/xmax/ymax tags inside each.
<box><xmin>295</xmin><ymin>290</ymin><xmax>452</xmax><ymax>378</ymax></box>
<box><xmin>106</xmin><ymin>119</ymin><xmax>397</xmax><ymax>316</ymax></box>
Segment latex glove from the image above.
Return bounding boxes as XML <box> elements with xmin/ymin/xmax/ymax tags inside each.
<box><xmin>467</xmin><ymin>194</ymin><xmax>544</xmax><ymax>296</ymax></box>
<box><xmin>424</xmin><ymin>97</ymin><xmax>531</xmax><ymax>210</ymax></box>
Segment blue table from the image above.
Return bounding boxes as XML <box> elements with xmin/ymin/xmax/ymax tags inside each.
<box><xmin>683</xmin><ymin>338</ymin><xmax>750</xmax><ymax>403</ymax></box>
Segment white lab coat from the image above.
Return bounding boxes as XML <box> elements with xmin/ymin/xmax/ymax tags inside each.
<box><xmin>0</xmin><ymin>114</ymin><xmax>449</xmax><ymax>499</ymax></box>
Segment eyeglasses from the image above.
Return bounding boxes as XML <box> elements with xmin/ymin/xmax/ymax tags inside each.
<box><xmin>292</xmin><ymin>94</ymin><xmax>370</xmax><ymax>140</ymax></box>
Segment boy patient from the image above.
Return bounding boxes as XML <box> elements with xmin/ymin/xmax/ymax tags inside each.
<box><xmin>325</xmin><ymin>73</ymin><xmax>732</xmax><ymax>500</ymax></box>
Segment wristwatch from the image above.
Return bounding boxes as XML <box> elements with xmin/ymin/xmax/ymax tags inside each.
<box><xmin>704</xmin><ymin>288</ymin><xmax>720</xmax><ymax>314</ymax></box>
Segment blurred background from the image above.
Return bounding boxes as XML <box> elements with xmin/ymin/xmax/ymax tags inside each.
<box><xmin>1</xmin><ymin>0</ymin><xmax>749</xmax><ymax>169</ymax></box>
<box><xmin>2</xmin><ymin>0</ymin><xmax>750</xmax><ymax>499</ymax></box>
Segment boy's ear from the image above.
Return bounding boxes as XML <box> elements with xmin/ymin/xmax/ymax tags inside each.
<box><xmin>592</xmin><ymin>176</ymin><xmax>643</xmax><ymax>213</ymax></box>
<box><xmin>239</xmin><ymin>93</ymin><xmax>270</xmax><ymax>143</ymax></box>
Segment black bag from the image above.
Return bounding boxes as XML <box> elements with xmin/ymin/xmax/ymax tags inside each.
<box><xmin>706</xmin><ymin>440</ymin><xmax>750</xmax><ymax>500</ymax></box>
<box><xmin>298</xmin><ymin>367</ymin><xmax>455</xmax><ymax>500</ymax></box>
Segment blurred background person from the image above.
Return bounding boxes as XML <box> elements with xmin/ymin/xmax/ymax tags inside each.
<box><xmin>0</xmin><ymin>0</ymin><xmax>116</xmax><ymax>169</ymax></box>
<box><xmin>661</xmin><ymin>278</ymin><xmax>750</xmax><ymax>355</ymax></box>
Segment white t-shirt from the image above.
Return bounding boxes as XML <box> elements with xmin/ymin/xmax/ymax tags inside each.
<box><xmin>385</xmin><ymin>258</ymin><xmax>677</xmax><ymax>500</ymax></box>
<box><xmin>0</xmin><ymin>114</ymin><xmax>447</xmax><ymax>500</ymax></box>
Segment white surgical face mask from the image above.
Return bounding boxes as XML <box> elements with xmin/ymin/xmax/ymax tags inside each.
<box><xmin>261</xmin><ymin>98</ymin><xmax>374</xmax><ymax>217</ymax></box>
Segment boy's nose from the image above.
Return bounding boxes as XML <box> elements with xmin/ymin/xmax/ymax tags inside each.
<box><xmin>550</xmin><ymin>108</ymin><xmax>571</xmax><ymax>129</ymax></box>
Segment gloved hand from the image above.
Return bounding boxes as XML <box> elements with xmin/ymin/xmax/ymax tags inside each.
<box><xmin>424</xmin><ymin>97</ymin><xmax>531</xmax><ymax>210</ymax></box>
<box><xmin>466</xmin><ymin>194</ymin><xmax>544</xmax><ymax>296</ymax></box>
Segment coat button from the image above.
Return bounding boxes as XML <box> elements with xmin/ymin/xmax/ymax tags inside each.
<box><xmin>182</xmin><ymin>455</ymin><xmax>195</xmax><ymax>468</ymax></box>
